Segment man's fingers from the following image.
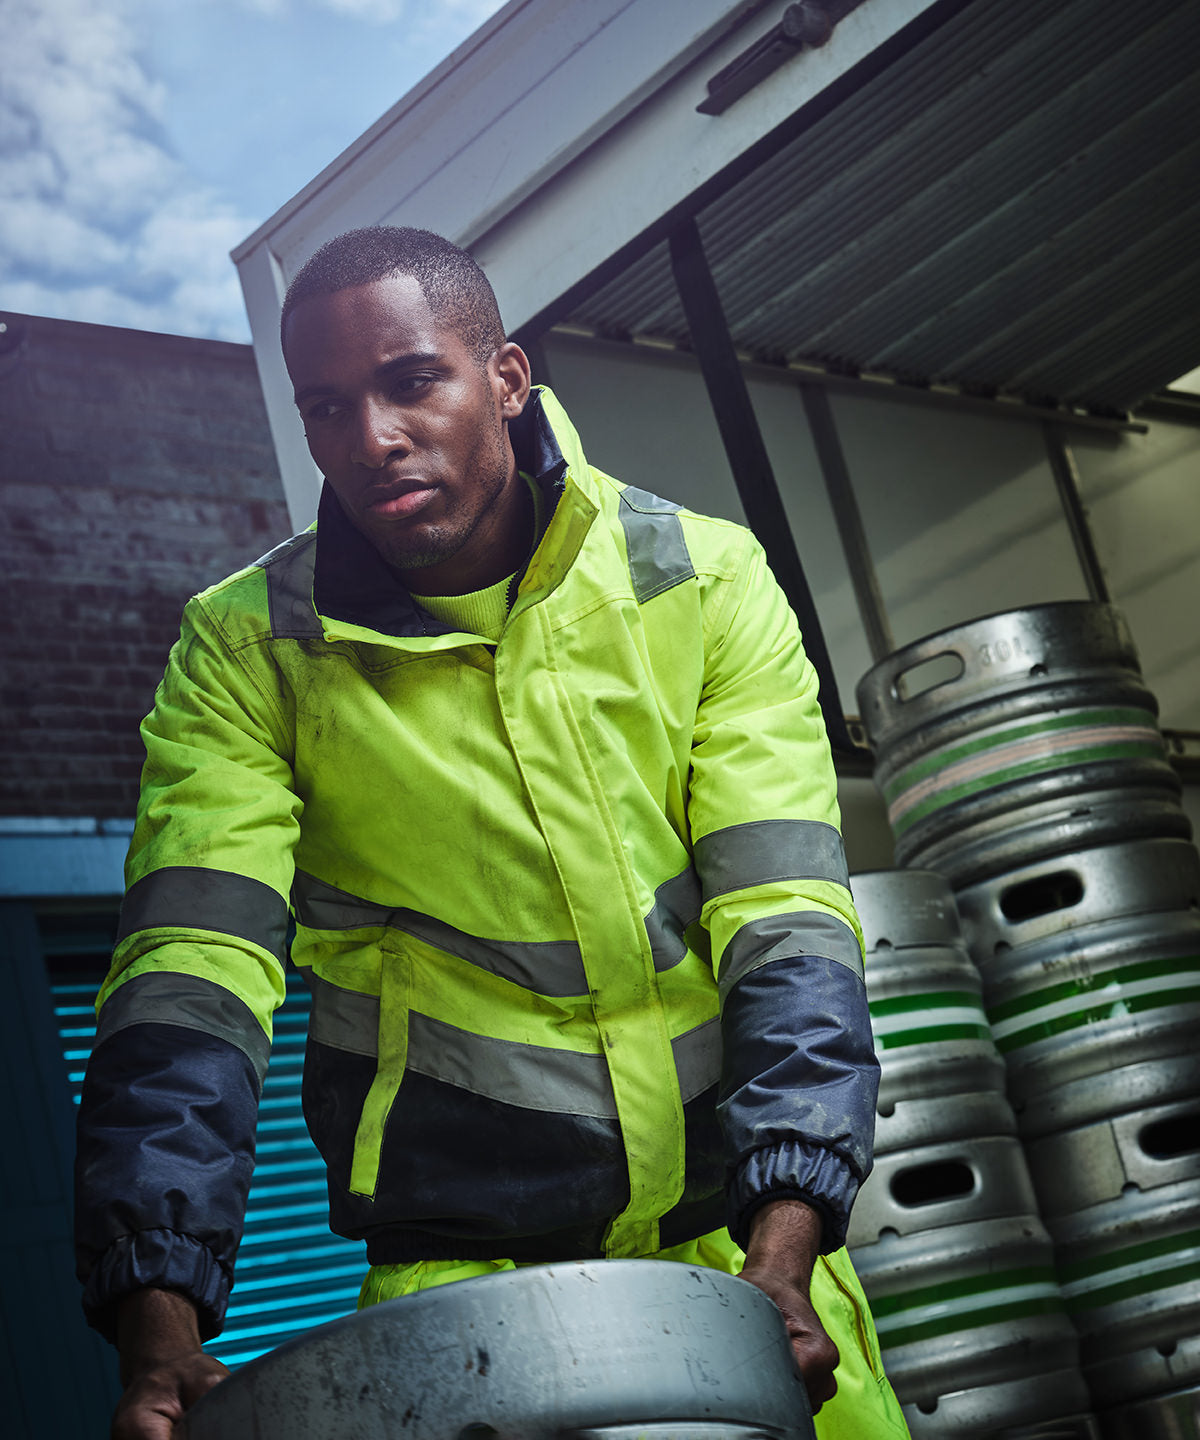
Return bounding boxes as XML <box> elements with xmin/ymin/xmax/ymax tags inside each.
<box><xmin>112</xmin><ymin>1356</ymin><xmax>229</xmax><ymax>1440</ymax></box>
<box><xmin>781</xmin><ymin>1310</ymin><xmax>840</xmax><ymax>1413</ymax></box>
<box><xmin>738</xmin><ymin>1264</ymin><xmax>842</xmax><ymax>1416</ymax></box>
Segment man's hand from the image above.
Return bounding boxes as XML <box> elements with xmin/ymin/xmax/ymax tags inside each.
<box><xmin>113</xmin><ymin>1289</ymin><xmax>229</xmax><ymax>1439</ymax></box>
<box><xmin>739</xmin><ymin>1199</ymin><xmax>839</xmax><ymax>1414</ymax></box>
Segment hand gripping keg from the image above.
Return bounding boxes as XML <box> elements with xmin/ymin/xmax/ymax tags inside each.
<box><xmin>177</xmin><ymin>1260</ymin><xmax>816</xmax><ymax>1440</ymax></box>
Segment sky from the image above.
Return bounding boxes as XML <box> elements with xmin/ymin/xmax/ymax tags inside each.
<box><xmin>1</xmin><ymin>0</ymin><xmax>509</xmax><ymax>343</ymax></box>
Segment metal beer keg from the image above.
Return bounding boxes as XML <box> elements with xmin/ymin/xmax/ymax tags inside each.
<box><xmin>853</xmin><ymin>868</ymin><xmax>1006</xmax><ymax>1123</ymax></box>
<box><xmin>954</xmin><ymin>838</ymin><xmax>1200</xmax><ymax>1115</ymax></box>
<box><xmin>1030</xmin><ymin>1095</ymin><xmax>1200</xmax><ymax>1414</ymax></box>
<box><xmin>854</xmin><ymin>604</ymin><xmax>1186</xmax><ymax>888</ymax></box>
<box><xmin>1097</xmin><ymin>1383</ymin><xmax>1200</xmax><ymax>1439</ymax></box>
<box><xmin>848</xmin><ymin>1127</ymin><xmax>1093</xmax><ymax>1437</ymax></box>
<box><xmin>177</xmin><ymin>1260</ymin><xmax>815</xmax><ymax>1440</ymax></box>
<box><xmin>849</xmin><ymin>867</ymin><xmax>1096</xmax><ymax>1435</ymax></box>
<box><xmin>956</xmin><ymin>836</ymin><xmax>1200</xmax><ymax>1421</ymax></box>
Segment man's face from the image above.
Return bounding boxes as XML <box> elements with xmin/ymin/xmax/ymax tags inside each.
<box><xmin>283</xmin><ymin>272</ymin><xmax>531</xmax><ymax>593</ymax></box>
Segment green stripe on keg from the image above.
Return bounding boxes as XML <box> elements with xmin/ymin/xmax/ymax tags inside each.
<box><xmin>892</xmin><ymin>740</ymin><xmax>1163</xmax><ymax>835</ymax></box>
<box><xmin>886</xmin><ymin>707</ymin><xmax>1156</xmax><ymax>793</ymax></box>
<box><xmin>1058</xmin><ymin>1231</ymin><xmax>1200</xmax><ymax>1313</ymax></box>
<box><xmin>869</xmin><ymin>990</ymin><xmax>992</xmax><ymax>1051</ymax></box>
<box><xmin>987</xmin><ymin>955</ymin><xmax>1199</xmax><ymax>1024</ymax></box>
<box><xmin>875</xmin><ymin>1023</ymin><xmax>994</xmax><ymax>1050</ymax></box>
<box><xmin>882</xmin><ymin>708</ymin><xmax>1162</xmax><ymax>836</ymax></box>
<box><xmin>992</xmin><ymin>984</ymin><xmax>1200</xmax><ymax>1055</ymax></box>
<box><xmin>869</xmin><ymin>1265</ymin><xmax>1062</xmax><ymax>1350</ymax></box>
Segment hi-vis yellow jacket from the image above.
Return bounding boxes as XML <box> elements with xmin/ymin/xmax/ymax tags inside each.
<box><xmin>76</xmin><ymin>390</ymin><xmax>877</xmax><ymax>1341</ymax></box>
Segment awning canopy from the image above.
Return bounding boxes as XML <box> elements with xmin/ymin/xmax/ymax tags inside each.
<box><xmin>560</xmin><ymin>0</ymin><xmax>1200</xmax><ymax>415</ymax></box>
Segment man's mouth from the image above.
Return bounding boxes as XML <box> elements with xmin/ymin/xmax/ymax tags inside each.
<box><xmin>363</xmin><ymin>483</ymin><xmax>437</xmax><ymax>520</ymax></box>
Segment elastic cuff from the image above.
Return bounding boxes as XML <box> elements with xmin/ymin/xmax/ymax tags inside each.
<box><xmin>727</xmin><ymin>1140</ymin><xmax>860</xmax><ymax>1252</ymax></box>
<box><xmin>81</xmin><ymin>1229</ymin><xmax>230</xmax><ymax>1344</ymax></box>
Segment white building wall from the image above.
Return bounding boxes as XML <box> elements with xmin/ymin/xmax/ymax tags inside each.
<box><xmin>1072</xmin><ymin>418</ymin><xmax>1200</xmax><ymax>729</ymax></box>
<box><xmin>540</xmin><ymin>332</ymin><xmax>1200</xmax><ymax>862</ymax></box>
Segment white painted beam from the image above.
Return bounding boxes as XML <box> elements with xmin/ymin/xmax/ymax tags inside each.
<box><xmin>234</xmin><ymin>0</ymin><xmax>941</xmax><ymax>527</ymax></box>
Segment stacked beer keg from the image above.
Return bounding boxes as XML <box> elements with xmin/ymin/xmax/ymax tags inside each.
<box><xmin>856</xmin><ymin>602</ymin><xmax>1200</xmax><ymax>1438</ymax></box>
<box><xmin>849</xmin><ymin>868</ymin><xmax>1098</xmax><ymax>1438</ymax></box>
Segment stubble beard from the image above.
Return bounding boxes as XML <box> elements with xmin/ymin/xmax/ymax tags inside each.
<box><xmin>375</xmin><ymin>434</ymin><xmax>512</xmax><ymax>576</ymax></box>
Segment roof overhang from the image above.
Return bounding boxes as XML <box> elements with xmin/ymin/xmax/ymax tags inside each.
<box><xmin>234</xmin><ymin>0</ymin><xmax>1200</xmax><ymax>523</ymax></box>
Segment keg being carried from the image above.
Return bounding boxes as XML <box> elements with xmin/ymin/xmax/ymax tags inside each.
<box><xmin>177</xmin><ymin>1260</ymin><xmax>816</xmax><ymax>1440</ymax></box>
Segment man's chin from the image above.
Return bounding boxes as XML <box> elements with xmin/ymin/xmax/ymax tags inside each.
<box><xmin>375</xmin><ymin>528</ymin><xmax>467</xmax><ymax>580</ymax></box>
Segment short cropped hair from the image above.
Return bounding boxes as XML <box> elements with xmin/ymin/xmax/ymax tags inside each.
<box><xmin>281</xmin><ymin>227</ymin><xmax>506</xmax><ymax>363</ymax></box>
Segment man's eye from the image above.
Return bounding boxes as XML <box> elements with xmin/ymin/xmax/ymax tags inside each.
<box><xmin>304</xmin><ymin>400</ymin><xmax>344</xmax><ymax>422</ymax></box>
<box><xmin>393</xmin><ymin>374</ymin><xmax>435</xmax><ymax>395</ymax></box>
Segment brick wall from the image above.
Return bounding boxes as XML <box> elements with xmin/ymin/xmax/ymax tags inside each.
<box><xmin>0</xmin><ymin>312</ymin><xmax>292</xmax><ymax>819</ymax></box>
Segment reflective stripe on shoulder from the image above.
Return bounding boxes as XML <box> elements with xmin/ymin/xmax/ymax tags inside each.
<box><xmin>292</xmin><ymin>869</ymin><xmax>588</xmax><ymax>997</ymax></box>
<box><xmin>118</xmin><ymin>866</ymin><xmax>289</xmax><ymax>965</ymax></box>
<box><xmin>619</xmin><ymin>485</ymin><xmax>696</xmax><ymax>603</ymax></box>
<box><xmin>95</xmin><ymin>970</ymin><xmax>270</xmax><ymax>1080</ymax></box>
<box><xmin>695</xmin><ymin>819</ymin><xmax>850</xmax><ymax>902</ymax></box>
<box><xmin>307</xmin><ymin>973</ymin><xmax>718</xmax><ymax>1112</ymax></box>
<box><xmin>718</xmin><ymin>910</ymin><xmax>864</xmax><ymax>998</ymax></box>
<box><xmin>644</xmin><ymin>864</ymin><xmax>703</xmax><ymax>973</ymax></box>
<box><xmin>255</xmin><ymin>530</ymin><xmax>321</xmax><ymax>640</ymax></box>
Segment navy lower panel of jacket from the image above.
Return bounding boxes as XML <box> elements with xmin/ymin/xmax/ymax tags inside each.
<box><xmin>301</xmin><ymin>1048</ymin><xmax>728</xmax><ymax>1264</ymax></box>
<box><xmin>74</xmin><ymin>953</ymin><xmax>877</xmax><ymax>1338</ymax></box>
<box><xmin>720</xmin><ymin>954</ymin><xmax>879</xmax><ymax>1252</ymax></box>
<box><xmin>75</xmin><ymin>1022</ymin><xmax>261</xmax><ymax>1342</ymax></box>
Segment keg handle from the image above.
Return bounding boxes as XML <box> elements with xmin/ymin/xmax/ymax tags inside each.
<box><xmin>890</xmin><ymin>650</ymin><xmax>965</xmax><ymax>703</ymax></box>
<box><xmin>998</xmin><ymin>869</ymin><xmax>1085</xmax><ymax>923</ymax></box>
<box><xmin>1138</xmin><ymin>1109</ymin><xmax>1200</xmax><ymax>1163</ymax></box>
<box><xmin>889</xmin><ymin>1158</ymin><xmax>977</xmax><ymax>1208</ymax></box>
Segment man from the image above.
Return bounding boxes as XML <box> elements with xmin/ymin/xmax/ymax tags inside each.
<box><xmin>76</xmin><ymin>228</ymin><xmax>908</xmax><ymax>1439</ymax></box>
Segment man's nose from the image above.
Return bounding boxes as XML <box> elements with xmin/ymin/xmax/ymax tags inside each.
<box><xmin>350</xmin><ymin>400</ymin><xmax>411</xmax><ymax>469</ymax></box>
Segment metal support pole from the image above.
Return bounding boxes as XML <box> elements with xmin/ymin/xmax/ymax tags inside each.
<box><xmin>1043</xmin><ymin>422</ymin><xmax>1111</xmax><ymax>603</ymax></box>
<box><xmin>799</xmin><ymin>383</ymin><xmax>894</xmax><ymax>663</ymax></box>
<box><xmin>668</xmin><ymin>218</ymin><xmax>862</xmax><ymax>755</ymax></box>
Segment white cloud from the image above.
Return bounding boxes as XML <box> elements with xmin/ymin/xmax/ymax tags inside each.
<box><xmin>0</xmin><ymin>0</ymin><xmax>255</xmax><ymax>340</ymax></box>
<box><xmin>0</xmin><ymin>0</ymin><xmax>511</xmax><ymax>340</ymax></box>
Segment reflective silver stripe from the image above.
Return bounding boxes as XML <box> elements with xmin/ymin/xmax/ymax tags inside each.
<box><xmin>95</xmin><ymin>970</ymin><xmax>270</xmax><ymax>1081</ymax></box>
<box><xmin>673</xmin><ymin>1017</ymin><xmax>721</xmax><ymax>1102</ymax></box>
<box><xmin>645</xmin><ymin>865</ymin><xmax>703</xmax><ymax>973</ymax></box>
<box><xmin>292</xmin><ymin>869</ymin><xmax>588</xmax><ymax>997</ymax></box>
<box><xmin>306</xmin><ymin>972</ymin><xmax>379</xmax><ymax>1058</ymax></box>
<box><xmin>407</xmin><ymin>1014</ymin><xmax>617</xmax><ymax>1117</ymax></box>
<box><xmin>307</xmin><ymin>975</ymin><xmax>718</xmax><ymax>1113</ymax></box>
<box><xmin>694</xmin><ymin>819</ymin><xmax>850</xmax><ymax>902</ymax></box>
<box><xmin>256</xmin><ymin>530</ymin><xmax>321</xmax><ymax>640</ymax></box>
<box><xmin>619</xmin><ymin>486</ymin><xmax>696</xmax><ymax>603</ymax></box>
<box><xmin>718</xmin><ymin>911</ymin><xmax>864</xmax><ymax>999</ymax></box>
<box><xmin>117</xmin><ymin>866</ymin><xmax>289</xmax><ymax>964</ymax></box>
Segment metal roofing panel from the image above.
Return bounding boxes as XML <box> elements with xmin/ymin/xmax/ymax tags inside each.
<box><xmin>565</xmin><ymin>0</ymin><xmax>1200</xmax><ymax>413</ymax></box>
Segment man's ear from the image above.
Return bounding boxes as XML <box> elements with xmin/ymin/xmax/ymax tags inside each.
<box><xmin>493</xmin><ymin>342</ymin><xmax>532</xmax><ymax>419</ymax></box>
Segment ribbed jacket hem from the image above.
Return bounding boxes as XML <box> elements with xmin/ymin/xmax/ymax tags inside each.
<box><xmin>362</xmin><ymin>1193</ymin><xmax>727</xmax><ymax>1266</ymax></box>
<box><xmin>727</xmin><ymin>1140</ymin><xmax>860</xmax><ymax>1253</ymax></box>
<box><xmin>81</xmin><ymin>1228</ymin><xmax>229</xmax><ymax>1344</ymax></box>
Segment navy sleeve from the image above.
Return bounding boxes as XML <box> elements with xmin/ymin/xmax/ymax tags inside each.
<box><xmin>74</xmin><ymin>1021</ymin><xmax>262</xmax><ymax>1343</ymax></box>
<box><xmin>719</xmin><ymin>953</ymin><xmax>879</xmax><ymax>1252</ymax></box>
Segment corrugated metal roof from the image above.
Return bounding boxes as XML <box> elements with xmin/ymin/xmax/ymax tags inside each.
<box><xmin>567</xmin><ymin>0</ymin><xmax>1200</xmax><ymax>413</ymax></box>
